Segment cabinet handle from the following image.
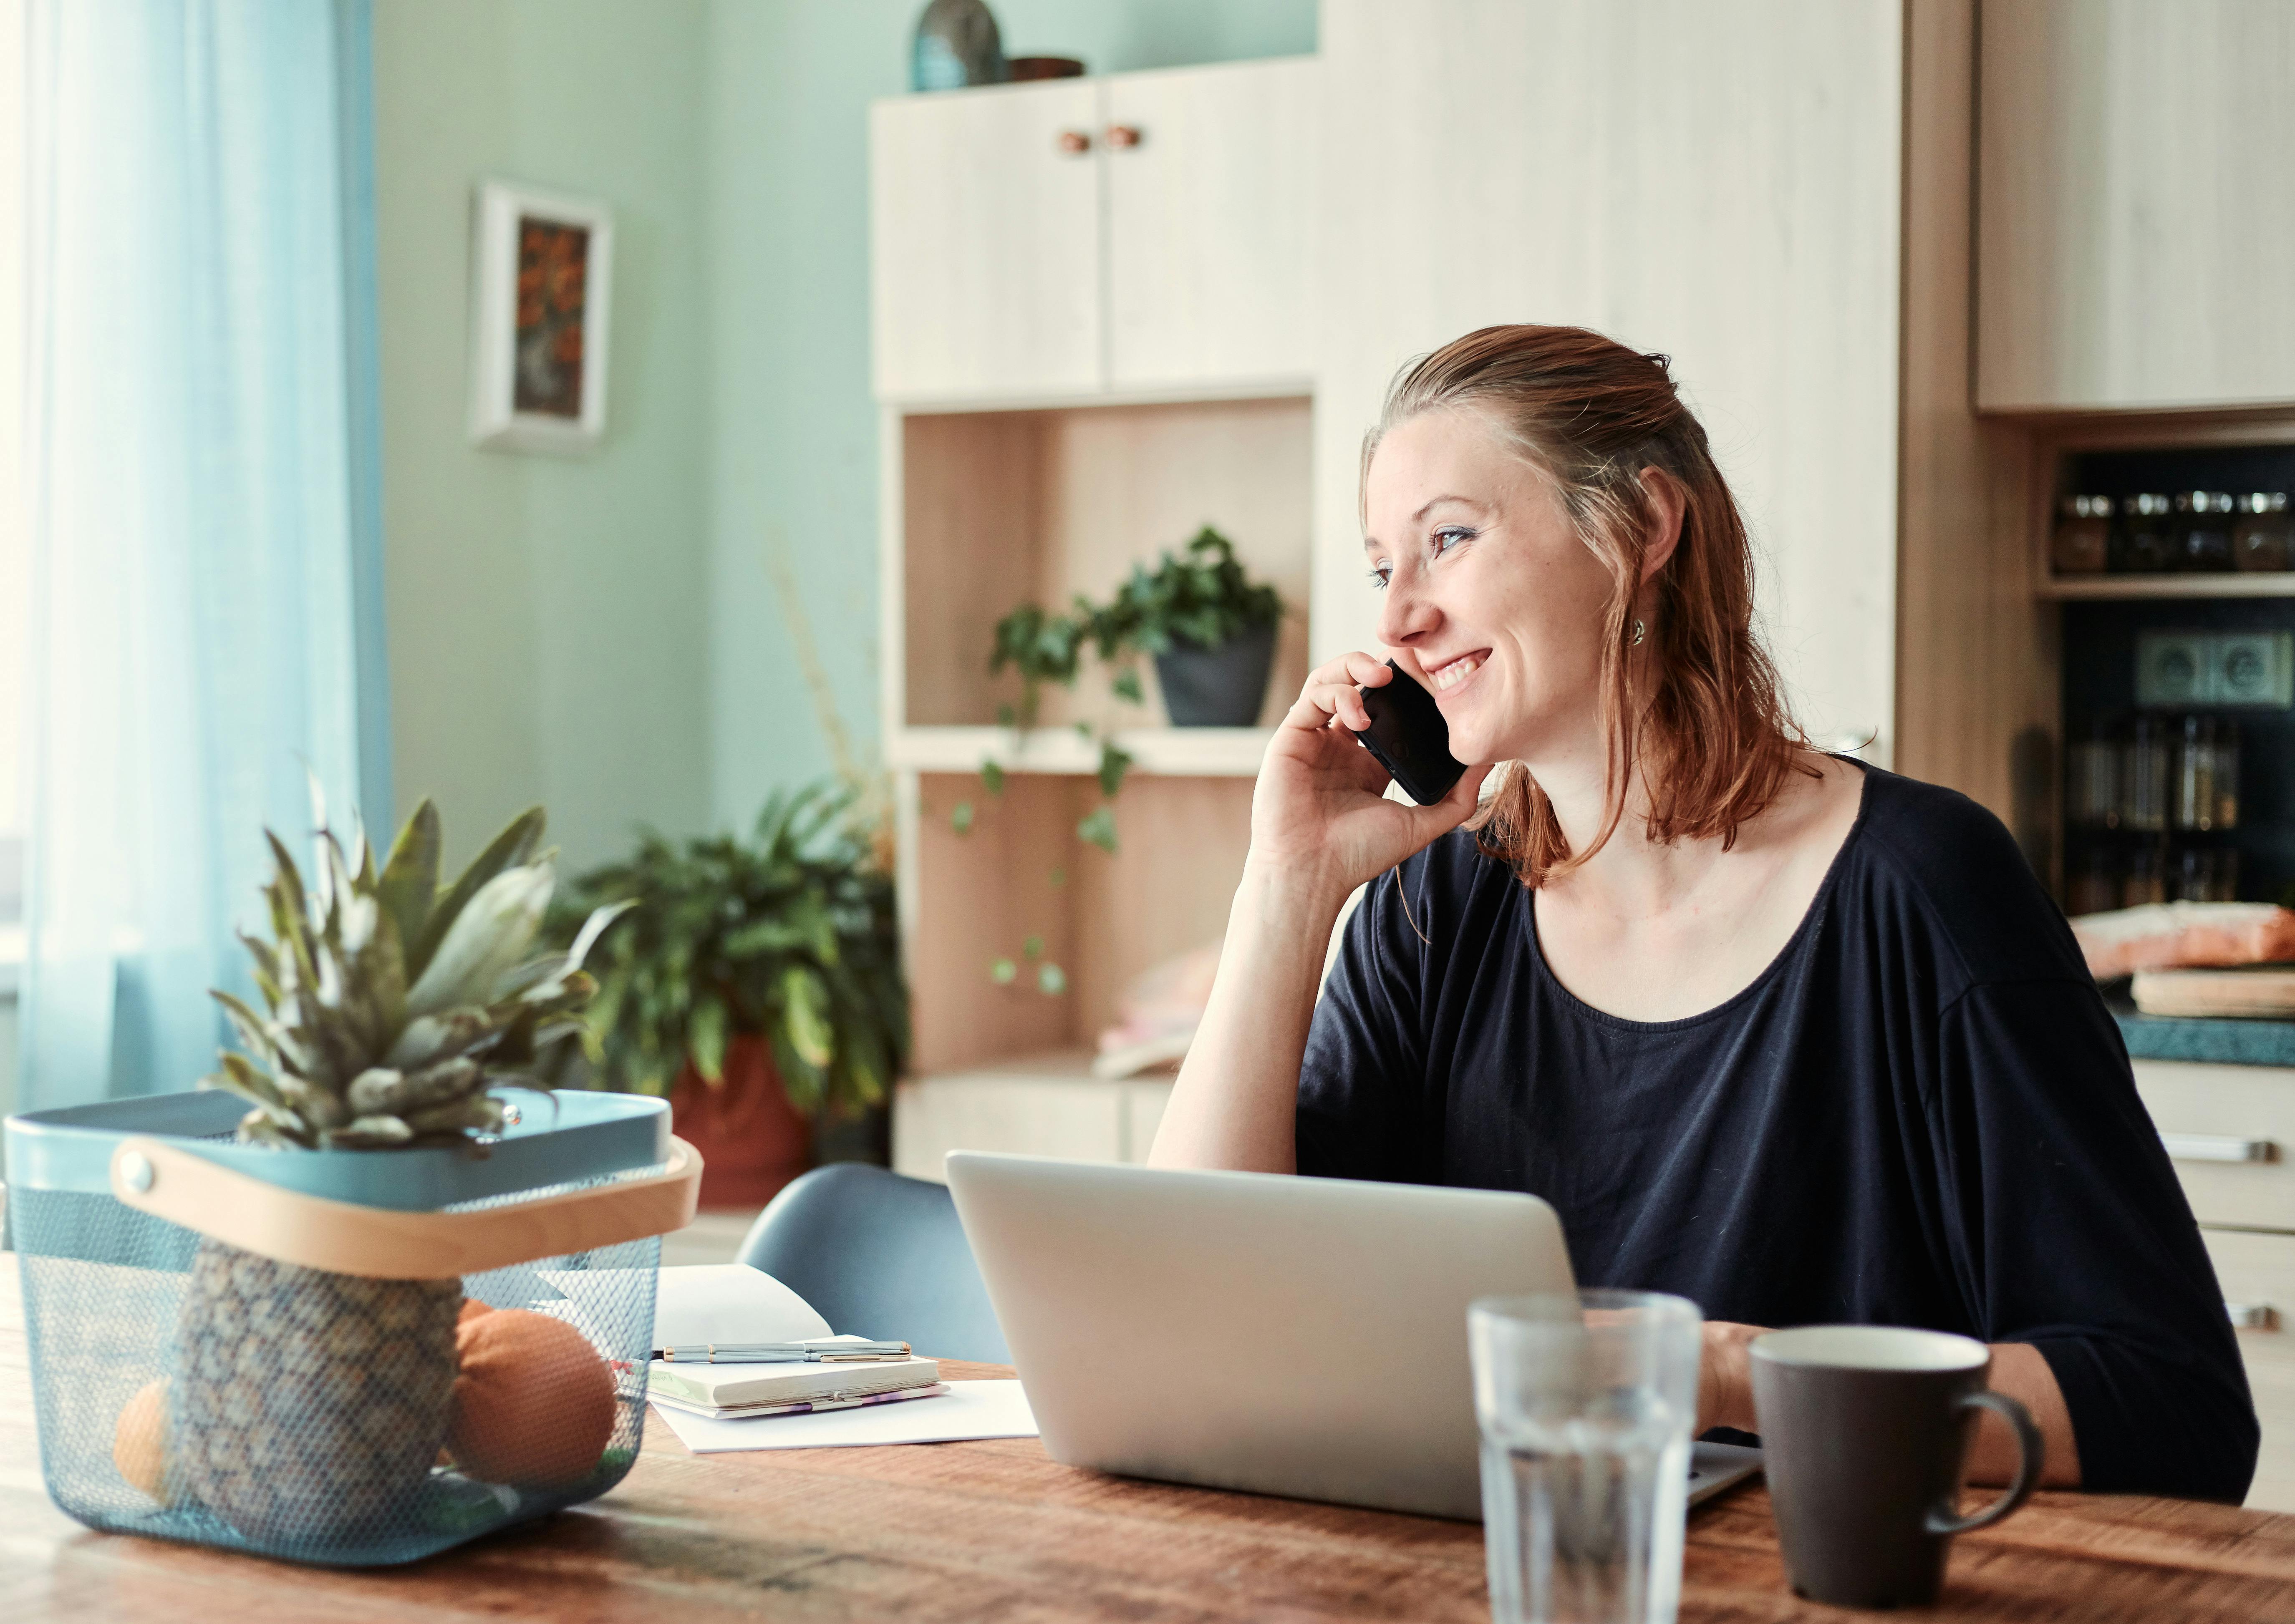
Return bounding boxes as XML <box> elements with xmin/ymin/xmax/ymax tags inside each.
<box><xmin>2227</xmin><ymin>1301</ymin><xmax>2277</xmax><ymax>1330</ymax></box>
<box><xmin>1104</xmin><ymin>124</ymin><xmax>1142</xmax><ymax>149</ymax></box>
<box><xmin>1054</xmin><ymin>129</ymin><xmax>1091</xmax><ymax>156</ymax></box>
<box><xmin>2160</xmin><ymin>1132</ymin><xmax>2279</xmax><ymax>1163</ymax></box>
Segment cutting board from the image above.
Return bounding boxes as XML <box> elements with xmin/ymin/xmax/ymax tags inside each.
<box><xmin>2131</xmin><ymin>965</ymin><xmax>2295</xmax><ymax>1019</ymax></box>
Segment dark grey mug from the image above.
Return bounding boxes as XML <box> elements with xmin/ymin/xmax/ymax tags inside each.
<box><xmin>1750</xmin><ymin>1325</ymin><xmax>2044</xmax><ymax>1609</ymax></box>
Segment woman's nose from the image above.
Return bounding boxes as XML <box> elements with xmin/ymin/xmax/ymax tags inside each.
<box><xmin>1374</xmin><ymin>570</ymin><xmax>1441</xmax><ymax>650</ymax></box>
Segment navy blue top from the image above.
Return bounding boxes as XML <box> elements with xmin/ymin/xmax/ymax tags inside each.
<box><xmin>1298</xmin><ymin>765</ymin><xmax>2257</xmax><ymax>1501</ymax></box>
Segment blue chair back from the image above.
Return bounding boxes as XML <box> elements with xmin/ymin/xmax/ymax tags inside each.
<box><xmin>735</xmin><ymin>1162</ymin><xmax>1011</xmax><ymax>1364</ymax></box>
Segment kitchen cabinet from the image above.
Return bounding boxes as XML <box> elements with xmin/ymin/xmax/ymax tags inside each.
<box><xmin>869</xmin><ymin>60</ymin><xmax>1314</xmax><ymax>404</ymax></box>
<box><xmin>1977</xmin><ymin>0</ymin><xmax>2295</xmax><ymax>412</ymax></box>
<box><xmin>1103</xmin><ymin>58</ymin><xmax>1315</xmax><ymax>393</ymax></box>
<box><xmin>1312</xmin><ymin>0</ymin><xmax>1903</xmax><ymax>759</ymax></box>
<box><xmin>891</xmin><ymin>1057</ymin><xmax>1174</xmax><ymax>1180</ymax></box>
<box><xmin>2136</xmin><ymin>1059</ymin><xmax>2295</xmax><ymax>1511</ymax></box>
<box><xmin>870</xmin><ymin>79</ymin><xmax>1102</xmax><ymax>403</ymax></box>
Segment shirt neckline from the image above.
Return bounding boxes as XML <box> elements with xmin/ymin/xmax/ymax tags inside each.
<box><xmin>1525</xmin><ymin>760</ymin><xmax>1877</xmax><ymax>1035</ymax></box>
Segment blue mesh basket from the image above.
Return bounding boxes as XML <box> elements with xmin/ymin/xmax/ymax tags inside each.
<box><xmin>4</xmin><ymin>1088</ymin><xmax>698</xmax><ymax>1567</ymax></box>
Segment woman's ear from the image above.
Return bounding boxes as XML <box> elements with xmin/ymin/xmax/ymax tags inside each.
<box><xmin>1636</xmin><ymin>468</ymin><xmax>1687</xmax><ymax>585</ymax></box>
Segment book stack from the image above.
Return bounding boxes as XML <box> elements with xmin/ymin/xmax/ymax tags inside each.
<box><xmin>643</xmin><ymin>1265</ymin><xmax>943</xmax><ymax>1424</ymax></box>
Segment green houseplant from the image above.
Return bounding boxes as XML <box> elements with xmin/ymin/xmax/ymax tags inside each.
<box><xmin>548</xmin><ymin>785</ymin><xmax>908</xmax><ymax>1206</ymax></box>
<box><xmin>1092</xmin><ymin>526</ymin><xmax>1282</xmax><ymax>727</ymax></box>
<box><xmin>989</xmin><ymin>526</ymin><xmax>1282</xmax><ymax>736</ymax></box>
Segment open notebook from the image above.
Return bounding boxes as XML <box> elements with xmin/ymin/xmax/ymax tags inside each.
<box><xmin>636</xmin><ymin>1265</ymin><xmax>940</xmax><ymax>1420</ymax></box>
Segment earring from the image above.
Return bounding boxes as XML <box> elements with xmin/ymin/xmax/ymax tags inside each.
<box><xmin>1631</xmin><ymin>618</ymin><xmax>1645</xmax><ymax>647</ymax></box>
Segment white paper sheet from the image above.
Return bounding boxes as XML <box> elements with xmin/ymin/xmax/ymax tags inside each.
<box><xmin>650</xmin><ymin>1379</ymin><xmax>1038</xmax><ymax>1453</ymax></box>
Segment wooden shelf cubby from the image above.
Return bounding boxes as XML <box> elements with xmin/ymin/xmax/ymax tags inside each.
<box><xmin>889</xmin><ymin>393</ymin><xmax>1311</xmax><ymax>740</ymax></box>
<box><xmin>903</xmin><ymin>772</ymin><xmax>1251</xmax><ymax>1079</ymax></box>
<box><xmin>882</xmin><ymin>389</ymin><xmax>1309</xmax><ymax>1129</ymax></box>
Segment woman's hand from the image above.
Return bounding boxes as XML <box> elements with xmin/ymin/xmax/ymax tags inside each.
<box><xmin>1250</xmin><ymin>652</ymin><xmax>1490</xmax><ymax>903</ymax></box>
<box><xmin>1696</xmin><ymin>1321</ymin><xmax>1768</xmax><ymax>1436</ymax></box>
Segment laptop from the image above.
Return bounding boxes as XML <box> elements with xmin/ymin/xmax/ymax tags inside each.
<box><xmin>945</xmin><ymin>1151</ymin><xmax>1762</xmax><ymax>1521</ymax></box>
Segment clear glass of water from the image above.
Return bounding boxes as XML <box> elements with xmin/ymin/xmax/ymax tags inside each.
<box><xmin>1470</xmin><ymin>1290</ymin><xmax>1704</xmax><ymax>1624</ymax></box>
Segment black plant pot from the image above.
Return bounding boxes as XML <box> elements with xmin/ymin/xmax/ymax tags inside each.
<box><xmin>1154</xmin><ymin>622</ymin><xmax>1277</xmax><ymax>727</ymax></box>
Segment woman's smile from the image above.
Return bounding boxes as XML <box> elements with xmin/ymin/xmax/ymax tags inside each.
<box><xmin>1424</xmin><ymin>648</ymin><xmax>1489</xmax><ymax>697</ymax></box>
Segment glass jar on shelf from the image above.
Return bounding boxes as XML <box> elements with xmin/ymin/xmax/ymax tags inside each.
<box><xmin>2124</xmin><ymin>843</ymin><xmax>2166</xmax><ymax>907</ymax></box>
<box><xmin>2171</xmin><ymin>846</ymin><xmax>2241</xmax><ymax>904</ymax></box>
<box><xmin>2120</xmin><ymin>493</ymin><xmax>2176</xmax><ymax>573</ymax></box>
<box><xmin>2050</xmin><ymin>495</ymin><xmax>2114</xmax><ymax>575</ymax></box>
<box><xmin>2065</xmin><ymin>716</ymin><xmax>2120</xmax><ymax>827</ymax></box>
<box><xmin>2174</xmin><ymin>715</ymin><xmax>2220</xmax><ymax>831</ymax></box>
<box><xmin>2066</xmin><ymin>848</ymin><xmax>2118</xmax><ymax>916</ymax></box>
<box><xmin>2214</xmin><ymin>718</ymin><xmax>2241</xmax><ymax>829</ymax></box>
<box><xmin>2172</xmin><ymin>491</ymin><xmax>2236</xmax><ymax>572</ymax></box>
<box><xmin>2232</xmin><ymin>492</ymin><xmax>2293</xmax><ymax>573</ymax></box>
<box><xmin>2122</xmin><ymin>714</ymin><xmax>2172</xmax><ymax>832</ymax></box>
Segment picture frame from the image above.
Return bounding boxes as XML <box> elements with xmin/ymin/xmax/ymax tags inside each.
<box><xmin>467</xmin><ymin>181</ymin><xmax>613</xmax><ymax>455</ymax></box>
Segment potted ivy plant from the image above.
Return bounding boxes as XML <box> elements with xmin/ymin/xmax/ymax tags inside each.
<box><xmin>547</xmin><ymin>784</ymin><xmax>907</xmax><ymax>1208</ymax></box>
<box><xmin>992</xmin><ymin>526</ymin><xmax>1283</xmax><ymax>732</ymax></box>
<box><xmin>1094</xmin><ymin>526</ymin><xmax>1282</xmax><ymax>726</ymax></box>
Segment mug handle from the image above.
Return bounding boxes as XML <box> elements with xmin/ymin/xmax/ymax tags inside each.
<box><xmin>1925</xmin><ymin>1389</ymin><xmax>2044</xmax><ymax>1536</ymax></box>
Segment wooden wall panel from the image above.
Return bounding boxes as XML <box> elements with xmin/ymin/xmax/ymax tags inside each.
<box><xmin>1315</xmin><ymin>0</ymin><xmax>1902</xmax><ymax>758</ymax></box>
<box><xmin>1895</xmin><ymin>0</ymin><xmax>2058</xmax><ymax>846</ymax></box>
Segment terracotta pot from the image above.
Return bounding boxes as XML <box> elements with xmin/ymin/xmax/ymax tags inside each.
<box><xmin>666</xmin><ymin>1035</ymin><xmax>812</xmax><ymax>1211</ymax></box>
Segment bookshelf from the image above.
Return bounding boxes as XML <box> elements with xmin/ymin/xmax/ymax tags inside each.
<box><xmin>880</xmin><ymin>392</ymin><xmax>1311</xmax><ymax>1175</ymax></box>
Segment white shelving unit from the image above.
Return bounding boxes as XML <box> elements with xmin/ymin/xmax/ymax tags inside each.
<box><xmin>885</xmin><ymin>724</ymin><xmax>1273</xmax><ymax>778</ymax></box>
<box><xmin>869</xmin><ymin>57</ymin><xmax>1327</xmax><ymax>1178</ymax></box>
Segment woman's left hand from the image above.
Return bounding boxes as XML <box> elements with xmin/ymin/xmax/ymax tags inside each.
<box><xmin>1695</xmin><ymin>1321</ymin><xmax>1770</xmax><ymax>1435</ymax></box>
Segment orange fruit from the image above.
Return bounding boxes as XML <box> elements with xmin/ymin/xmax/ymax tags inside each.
<box><xmin>446</xmin><ymin>1308</ymin><xmax>615</xmax><ymax>1488</ymax></box>
<box><xmin>114</xmin><ymin>1378</ymin><xmax>178</xmax><ymax>1505</ymax></box>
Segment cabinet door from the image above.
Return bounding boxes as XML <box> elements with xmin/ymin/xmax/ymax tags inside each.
<box><xmin>870</xmin><ymin>82</ymin><xmax>1102</xmax><ymax>402</ymax></box>
<box><xmin>891</xmin><ymin>1076</ymin><xmax>1125</xmax><ymax>1181</ymax></box>
<box><xmin>1313</xmin><ymin>1</ymin><xmax>1901</xmax><ymax>759</ymax></box>
<box><xmin>1977</xmin><ymin>1</ymin><xmax>2295</xmax><ymax>412</ymax></box>
<box><xmin>1104</xmin><ymin>58</ymin><xmax>1316</xmax><ymax>392</ymax></box>
<box><xmin>2197</xmin><ymin>1229</ymin><xmax>2295</xmax><ymax>1511</ymax></box>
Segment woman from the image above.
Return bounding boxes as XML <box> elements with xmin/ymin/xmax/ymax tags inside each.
<box><xmin>1150</xmin><ymin>325</ymin><xmax>2257</xmax><ymax>1501</ymax></box>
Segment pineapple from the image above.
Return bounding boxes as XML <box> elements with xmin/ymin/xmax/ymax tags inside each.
<box><xmin>176</xmin><ymin>798</ymin><xmax>626</xmax><ymax>1547</ymax></box>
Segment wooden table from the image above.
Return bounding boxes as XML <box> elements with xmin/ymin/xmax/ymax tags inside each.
<box><xmin>5</xmin><ymin>1256</ymin><xmax>2295</xmax><ymax>1621</ymax></box>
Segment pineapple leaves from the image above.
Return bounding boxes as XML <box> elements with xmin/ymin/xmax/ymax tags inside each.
<box><xmin>212</xmin><ymin>800</ymin><xmax>601</xmax><ymax>1152</ymax></box>
<box><xmin>376</xmin><ymin>798</ymin><xmax>443</xmax><ymax>973</ymax></box>
<box><xmin>409</xmin><ymin>806</ymin><xmax>545</xmax><ymax>984</ymax></box>
<box><xmin>404</xmin><ymin>861</ymin><xmax>554</xmax><ymax>1018</ymax></box>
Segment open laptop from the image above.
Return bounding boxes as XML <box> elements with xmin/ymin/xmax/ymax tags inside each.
<box><xmin>945</xmin><ymin>1151</ymin><xmax>1761</xmax><ymax>1521</ymax></box>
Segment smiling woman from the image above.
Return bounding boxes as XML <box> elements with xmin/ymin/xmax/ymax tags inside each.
<box><xmin>1362</xmin><ymin>327</ymin><xmax>1810</xmax><ymax>891</ymax></box>
<box><xmin>1151</xmin><ymin>323</ymin><xmax>2260</xmax><ymax>1507</ymax></box>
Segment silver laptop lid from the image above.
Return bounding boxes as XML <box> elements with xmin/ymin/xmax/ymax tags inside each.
<box><xmin>946</xmin><ymin>1151</ymin><xmax>1575</xmax><ymax>1521</ymax></box>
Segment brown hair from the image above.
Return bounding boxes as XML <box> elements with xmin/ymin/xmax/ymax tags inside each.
<box><xmin>1363</xmin><ymin>324</ymin><xmax>1811</xmax><ymax>888</ymax></box>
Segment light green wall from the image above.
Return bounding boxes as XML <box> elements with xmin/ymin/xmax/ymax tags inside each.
<box><xmin>372</xmin><ymin>0</ymin><xmax>1315</xmax><ymax>864</ymax></box>
<box><xmin>373</xmin><ymin>0</ymin><xmax>715</xmax><ymax>873</ymax></box>
<box><xmin>703</xmin><ymin>0</ymin><xmax>1317</xmax><ymax>826</ymax></box>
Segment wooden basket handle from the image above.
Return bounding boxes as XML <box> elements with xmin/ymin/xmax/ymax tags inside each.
<box><xmin>108</xmin><ymin>1133</ymin><xmax>703</xmax><ymax>1279</ymax></box>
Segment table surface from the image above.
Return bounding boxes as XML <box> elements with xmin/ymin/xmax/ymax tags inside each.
<box><xmin>6</xmin><ymin>1256</ymin><xmax>2295</xmax><ymax>1622</ymax></box>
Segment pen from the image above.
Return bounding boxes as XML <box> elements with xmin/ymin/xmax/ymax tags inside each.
<box><xmin>653</xmin><ymin>1339</ymin><xmax>914</xmax><ymax>1363</ymax></box>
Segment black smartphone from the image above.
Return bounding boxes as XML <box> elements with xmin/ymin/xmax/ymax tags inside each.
<box><xmin>1349</xmin><ymin>659</ymin><xmax>1468</xmax><ymax>806</ymax></box>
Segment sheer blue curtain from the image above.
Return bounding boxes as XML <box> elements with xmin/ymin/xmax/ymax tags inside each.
<box><xmin>18</xmin><ymin>0</ymin><xmax>391</xmax><ymax>1108</ymax></box>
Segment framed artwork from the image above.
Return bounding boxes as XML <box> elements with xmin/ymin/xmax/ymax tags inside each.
<box><xmin>467</xmin><ymin>181</ymin><xmax>613</xmax><ymax>455</ymax></box>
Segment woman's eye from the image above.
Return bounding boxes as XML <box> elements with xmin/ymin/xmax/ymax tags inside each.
<box><xmin>1431</xmin><ymin>526</ymin><xmax>1475</xmax><ymax>558</ymax></box>
<box><xmin>1366</xmin><ymin>562</ymin><xmax>1391</xmax><ymax>590</ymax></box>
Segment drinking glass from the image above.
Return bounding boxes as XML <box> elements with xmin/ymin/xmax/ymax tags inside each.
<box><xmin>1471</xmin><ymin>1290</ymin><xmax>1703</xmax><ymax>1624</ymax></box>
